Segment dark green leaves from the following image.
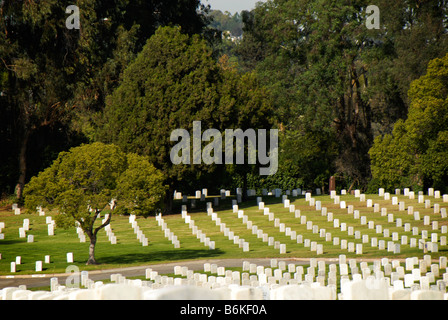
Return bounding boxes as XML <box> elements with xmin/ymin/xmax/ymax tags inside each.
<box><xmin>24</xmin><ymin>142</ymin><xmax>166</xmax><ymax>229</ymax></box>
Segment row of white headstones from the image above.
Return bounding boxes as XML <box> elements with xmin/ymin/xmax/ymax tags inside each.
<box><xmin>2</xmin><ymin>255</ymin><xmax>448</xmax><ymax>300</ymax></box>
<box><xmin>4</xmin><ymin>213</ymin><xmax>62</xmax><ymax>273</ymax></box>
<box><xmin>74</xmin><ymin>186</ymin><xmax>448</xmax><ymax>258</ymax></box>
<box><xmin>0</xmin><ymin>208</ymin><xmax>55</xmax><ymax>241</ymax></box>
<box><xmin>2</xmin><ymin>186</ymin><xmax>447</xmax><ymax>273</ymax></box>
<box><xmin>9</xmin><ymin>252</ymin><xmax>74</xmax><ymax>273</ymax></box>
<box><xmin>301</xmin><ymin>188</ymin><xmax>448</xmax><ymax>255</ymax></box>
<box><xmin>224</xmin><ymin>192</ymin><xmax>446</xmax><ymax>257</ymax></box>
<box><xmin>137</xmin><ymin>255</ymin><xmax>448</xmax><ymax>299</ymax></box>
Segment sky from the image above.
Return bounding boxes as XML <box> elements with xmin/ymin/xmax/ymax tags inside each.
<box><xmin>202</xmin><ymin>0</ymin><xmax>267</xmax><ymax>14</ymax></box>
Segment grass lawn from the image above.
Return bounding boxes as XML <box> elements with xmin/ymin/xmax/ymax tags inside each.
<box><xmin>0</xmin><ymin>191</ymin><xmax>447</xmax><ymax>276</ymax></box>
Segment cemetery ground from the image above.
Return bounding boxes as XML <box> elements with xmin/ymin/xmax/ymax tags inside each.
<box><xmin>0</xmin><ymin>189</ymin><xmax>448</xmax><ymax>299</ymax></box>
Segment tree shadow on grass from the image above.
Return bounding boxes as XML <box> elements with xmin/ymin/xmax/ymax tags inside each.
<box><xmin>98</xmin><ymin>248</ymin><xmax>225</xmax><ymax>265</ymax></box>
<box><xmin>0</xmin><ymin>239</ymin><xmax>25</xmax><ymax>245</ymax></box>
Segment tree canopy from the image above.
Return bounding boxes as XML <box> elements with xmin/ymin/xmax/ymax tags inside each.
<box><xmin>235</xmin><ymin>0</ymin><xmax>448</xmax><ymax>190</ymax></box>
<box><xmin>369</xmin><ymin>53</ymin><xmax>448</xmax><ymax>193</ymax></box>
<box><xmin>0</xmin><ymin>0</ymin><xmax>209</xmax><ymax>199</ymax></box>
<box><xmin>96</xmin><ymin>26</ymin><xmax>274</xmax><ymax>210</ymax></box>
<box><xmin>2</xmin><ymin>0</ymin><xmax>448</xmax><ymax>207</ymax></box>
<box><xmin>24</xmin><ymin>142</ymin><xmax>166</xmax><ymax>264</ymax></box>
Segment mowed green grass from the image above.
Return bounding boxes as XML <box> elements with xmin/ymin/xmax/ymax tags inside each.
<box><xmin>0</xmin><ymin>192</ymin><xmax>447</xmax><ymax>275</ymax></box>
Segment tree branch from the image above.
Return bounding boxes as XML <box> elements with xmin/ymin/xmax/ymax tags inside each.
<box><xmin>82</xmin><ymin>208</ymin><xmax>99</xmax><ymax>236</ymax></box>
<box><xmin>93</xmin><ymin>209</ymin><xmax>112</xmax><ymax>238</ymax></box>
<box><xmin>0</xmin><ymin>58</ymin><xmax>15</xmax><ymax>71</ymax></box>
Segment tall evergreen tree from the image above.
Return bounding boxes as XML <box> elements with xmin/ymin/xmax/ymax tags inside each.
<box><xmin>236</xmin><ymin>0</ymin><xmax>448</xmax><ymax>189</ymax></box>
<box><xmin>97</xmin><ymin>26</ymin><xmax>273</xmax><ymax>212</ymax></box>
<box><xmin>0</xmin><ymin>0</ymin><xmax>209</xmax><ymax>198</ymax></box>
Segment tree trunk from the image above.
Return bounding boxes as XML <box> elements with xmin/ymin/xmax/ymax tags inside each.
<box><xmin>84</xmin><ymin>210</ymin><xmax>111</xmax><ymax>265</ymax></box>
<box><xmin>242</xmin><ymin>171</ymin><xmax>248</xmax><ymax>202</ymax></box>
<box><xmin>15</xmin><ymin>129</ymin><xmax>30</xmax><ymax>200</ymax></box>
<box><xmin>164</xmin><ymin>186</ymin><xmax>174</xmax><ymax>214</ymax></box>
<box><xmin>86</xmin><ymin>233</ymin><xmax>98</xmax><ymax>265</ymax></box>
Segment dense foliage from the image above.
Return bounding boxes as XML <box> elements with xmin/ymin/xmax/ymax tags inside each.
<box><xmin>0</xmin><ymin>0</ymin><xmax>446</xmax><ymax>213</ymax></box>
<box><xmin>0</xmin><ymin>0</ymin><xmax>209</xmax><ymax>198</ymax></box>
<box><xmin>96</xmin><ymin>26</ymin><xmax>273</xmax><ymax>210</ymax></box>
<box><xmin>23</xmin><ymin>142</ymin><xmax>166</xmax><ymax>264</ymax></box>
<box><xmin>235</xmin><ymin>0</ymin><xmax>448</xmax><ymax>191</ymax></box>
<box><xmin>369</xmin><ymin>54</ymin><xmax>448</xmax><ymax>193</ymax></box>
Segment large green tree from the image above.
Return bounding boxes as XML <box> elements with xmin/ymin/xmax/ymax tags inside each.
<box><xmin>369</xmin><ymin>53</ymin><xmax>448</xmax><ymax>192</ymax></box>
<box><xmin>0</xmin><ymin>0</ymin><xmax>209</xmax><ymax>199</ymax></box>
<box><xmin>96</xmin><ymin>26</ymin><xmax>274</xmax><ymax>210</ymax></box>
<box><xmin>24</xmin><ymin>142</ymin><xmax>166</xmax><ymax>265</ymax></box>
<box><xmin>236</xmin><ymin>0</ymin><xmax>448</xmax><ymax>189</ymax></box>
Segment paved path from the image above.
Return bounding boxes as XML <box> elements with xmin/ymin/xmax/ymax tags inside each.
<box><xmin>0</xmin><ymin>258</ymin><xmax>318</xmax><ymax>289</ymax></box>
